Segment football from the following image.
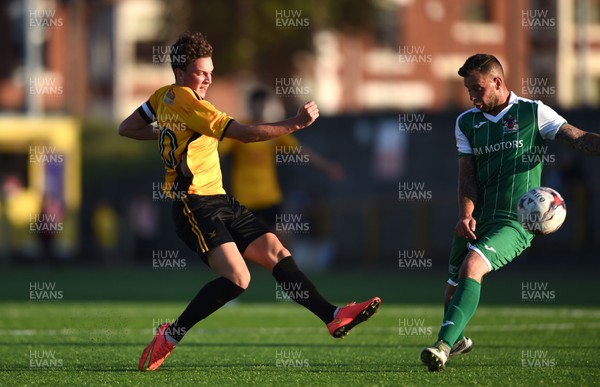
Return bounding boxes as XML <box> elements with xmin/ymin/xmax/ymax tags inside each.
<box><xmin>516</xmin><ymin>187</ymin><xmax>567</xmax><ymax>235</ymax></box>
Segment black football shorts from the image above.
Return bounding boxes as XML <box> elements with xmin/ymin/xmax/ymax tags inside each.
<box><xmin>172</xmin><ymin>194</ymin><xmax>270</xmax><ymax>264</ymax></box>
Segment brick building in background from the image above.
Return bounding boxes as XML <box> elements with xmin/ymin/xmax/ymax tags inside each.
<box><xmin>0</xmin><ymin>0</ymin><xmax>598</xmax><ymax>119</ymax></box>
<box><xmin>305</xmin><ymin>0</ymin><xmax>600</xmax><ymax>113</ymax></box>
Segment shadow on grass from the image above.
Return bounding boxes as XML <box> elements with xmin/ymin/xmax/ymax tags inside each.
<box><xmin>0</xmin><ymin>340</ymin><xmax>400</xmax><ymax>349</ymax></box>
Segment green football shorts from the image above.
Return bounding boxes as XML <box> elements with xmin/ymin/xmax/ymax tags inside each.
<box><xmin>447</xmin><ymin>218</ymin><xmax>534</xmax><ymax>285</ymax></box>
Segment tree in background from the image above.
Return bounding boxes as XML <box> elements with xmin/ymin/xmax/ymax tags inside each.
<box><xmin>159</xmin><ymin>0</ymin><xmax>376</xmax><ymax>82</ymax></box>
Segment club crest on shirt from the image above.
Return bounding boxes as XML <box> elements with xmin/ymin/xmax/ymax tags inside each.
<box><xmin>164</xmin><ymin>89</ymin><xmax>175</xmax><ymax>106</ymax></box>
<box><xmin>502</xmin><ymin>115</ymin><xmax>519</xmax><ymax>133</ymax></box>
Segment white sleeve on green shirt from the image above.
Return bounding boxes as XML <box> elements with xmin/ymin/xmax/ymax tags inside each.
<box><xmin>455</xmin><ymin>116</ymin><xmax>472</xmax><ymax>155</ymax></box>
<box><xmin>536</xmin><ymin>101</ymin><xmax>567</xmax><ymax>140</ymax></box>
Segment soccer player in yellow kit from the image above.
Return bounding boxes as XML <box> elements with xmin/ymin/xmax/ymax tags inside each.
<box><xmin>118</xmin><ymin>32</ymin><xmax>380</xmax><ymax>371</ymax></box>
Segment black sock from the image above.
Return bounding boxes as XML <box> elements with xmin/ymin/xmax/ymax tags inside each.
<box><xmin>272</xmin><ymin>256</ymin><xmax>337</xmax><ymax>324</ymax></box>
<box><xmin>168</xmin><ymin>277</ymin><xmax>245</xmax><ymax>342</ymax></box>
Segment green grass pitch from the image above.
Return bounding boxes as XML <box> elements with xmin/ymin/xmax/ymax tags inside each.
<box><xmin>1</xmin><ymin>267</ymin><xmax>599</xmax><ymax>385</ymax></box>
<box><xmin>1</xmin><ymin>300</ymin><xmax>600</xmax><ymax>386</ymax></box>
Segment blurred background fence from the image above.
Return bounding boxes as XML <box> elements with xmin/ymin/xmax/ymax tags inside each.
<box><xmin>0</xmin><ymin>0</ymin><xmax>598</xmax><ymax>272</ymax></box>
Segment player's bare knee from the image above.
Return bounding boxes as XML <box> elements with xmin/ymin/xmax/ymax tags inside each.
<box><xmin>231</xmin><ymin>270</ymin><xmax>251</xmax><ymax>289</ymax></box>
<box><xmin>263</xmin><ymin>234</ymin><xmax>289</xmax><ymax>257</ymax></box>
<box><xmin>260</xmin><ymin>246</ymin><xmax>289</xmax><ymax>271</ymax></box>
<box><xmin>274</xmin><ymin>245</ymin><xmax>291</xmax><ymax>261</ymax></box>
<box><xmin>458</xmin><ymin>269</ymin><xmax>485</xmax><ymax>283</ymax></box>
<box><xmin>458</xmin><ymin>251</ymin><xmax>489</xmax><ymax>282</ymax></box>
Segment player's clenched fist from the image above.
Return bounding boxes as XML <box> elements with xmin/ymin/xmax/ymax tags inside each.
<box><xmin>296</xmin><ymin>101</ymin><xmax>320</xmax><ymax>128</ymax></box>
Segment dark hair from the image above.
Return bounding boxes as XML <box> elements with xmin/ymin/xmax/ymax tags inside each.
<box><xmin>170</xmin><ymin>32</ymin><xmax>213</xmax><ymax>71</ymax></box>
<box><xmin>458</xmin><ymin>54</ymin><xmax>504</xmax><ymax>77</ymax></box>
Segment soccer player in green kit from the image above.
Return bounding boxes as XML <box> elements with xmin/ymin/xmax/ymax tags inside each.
<box><xmin>421</xmin><ymin>54</ymin><xmax>600</xmax><ymax>372</ymax></box>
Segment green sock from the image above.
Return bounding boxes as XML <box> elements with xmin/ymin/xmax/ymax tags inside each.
<box><xmin>439</xmin><ymin>278</ymin><xmax>481</xmax><ymax>347</ymax></box>
<box><xmin>443</xmin><ymin>300</ymin><xmax>464</xmax><ymax>345</ymax></box>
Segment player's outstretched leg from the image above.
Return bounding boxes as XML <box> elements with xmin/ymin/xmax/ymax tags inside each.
<box><xmin>138</xmin><ymin>276</ymin><xmax>245</xmax><ymax>371</ymax></box>
<box><xmin>271</xmin><ymin>256</ymin><xmax>381</xmax><ymax>338</ymax></box>
<box><xmin>422</xmin><ymin>277</ymin><xmax>481</xmax><ymax>371</ymax></box>
<box><xmin>443</xmin><ymin>286</ymin><xmax>474</xmax><ymax>358</ymax></box>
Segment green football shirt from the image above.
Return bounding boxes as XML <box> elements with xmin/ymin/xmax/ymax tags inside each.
<box><xmin>455</xmin><ymin>92</ymin><xmax>566</xmax><ymax>221</ymax></box>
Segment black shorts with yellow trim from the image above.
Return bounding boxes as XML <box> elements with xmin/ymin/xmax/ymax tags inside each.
<box><xmin>172</xmin><ymin>194</ymin><xmax>270</xmax><ymax>264</ymax></box>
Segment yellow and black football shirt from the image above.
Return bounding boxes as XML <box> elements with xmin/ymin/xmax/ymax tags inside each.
<box><xmin>137</xmin><ymin>85</ymin><xmax>234</xmax><ymax>198</ymax></box>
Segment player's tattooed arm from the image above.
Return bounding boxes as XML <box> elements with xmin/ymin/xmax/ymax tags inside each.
<box><xmin>118</xmin><ymin>110</ymin><xmax>158</xmax><ymax>140</ymax></box>
<box><xmin>456</xmin><ymin>155</ymin><xmax>478</xmax><ymax>239</ymax></box>
<box><xmin>555</xmin><ymin>123</ymin><xmax>600</xmax><ymax>156</ymax></box>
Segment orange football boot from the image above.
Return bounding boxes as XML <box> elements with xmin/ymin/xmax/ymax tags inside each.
<box><xmin>138</xmin><ymin>323</ymin><xmax>176</xmax><ymax>371</ymax></box>
<box><xmin>327</xmin><ymin>297</ymin><xmax>381</xmax><ymax>338</ymax></box>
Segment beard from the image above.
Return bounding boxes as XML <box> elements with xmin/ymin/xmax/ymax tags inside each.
<box><xmin>479</xmin><ymin>94</ymin><xmax>502</xmax><ymax>114</ymax></box>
